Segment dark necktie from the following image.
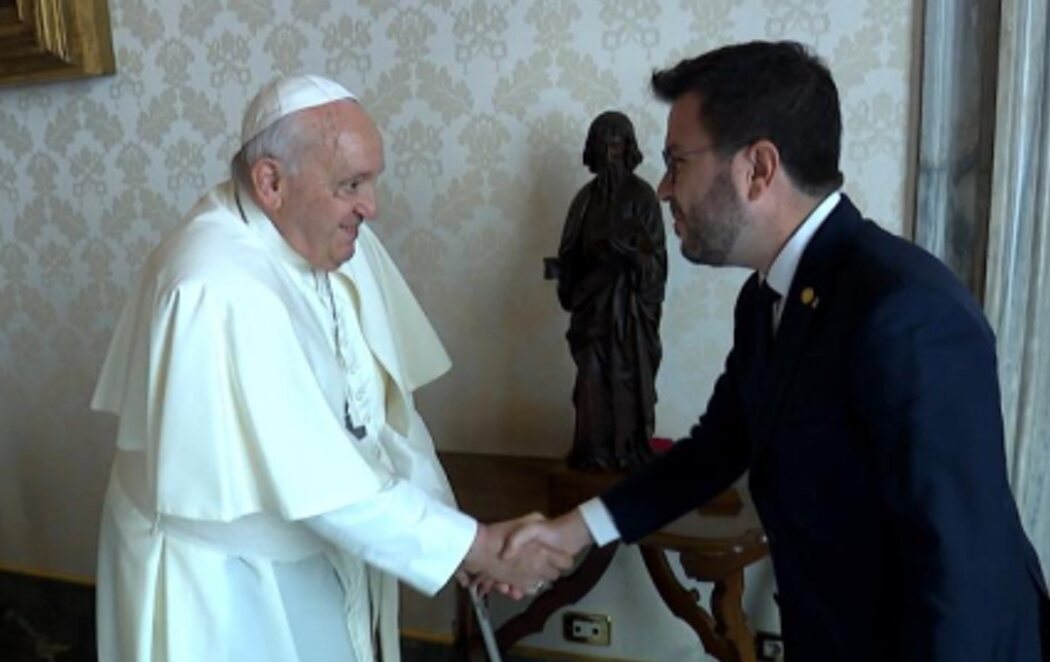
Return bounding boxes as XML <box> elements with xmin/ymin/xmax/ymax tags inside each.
<box><xmin>754</xmin><ymin>281</ymin><xmax>781</xmax><ymax>361</ymax></box>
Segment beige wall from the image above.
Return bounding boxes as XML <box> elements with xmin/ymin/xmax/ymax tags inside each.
<box><xmin>0</xmin><ymin>0</ymin><xmax>916</xmax><ymax>658</ymax></box>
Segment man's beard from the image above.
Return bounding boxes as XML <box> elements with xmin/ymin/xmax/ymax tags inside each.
<box><xmin>679</xmin><ymin>170</ymin><xmax>748</xmax><ymax>266</ymax></box>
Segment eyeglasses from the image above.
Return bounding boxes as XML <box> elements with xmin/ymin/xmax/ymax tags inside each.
<box><xmin>661</xmin><ymin>144</ymin><xmax>721</xmax><ymax>183</ymax></box>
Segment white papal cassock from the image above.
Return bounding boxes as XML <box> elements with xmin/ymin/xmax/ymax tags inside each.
<box><xmin>92</xmin><ymin>181</ymin><xmax>476</xmax><ymax>662</ymax></box>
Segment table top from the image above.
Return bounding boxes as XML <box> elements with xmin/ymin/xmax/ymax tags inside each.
<box><xmin>439</xmin><ymin>451</ymin><xmax>764</xmax><ymax>550</ymax></box>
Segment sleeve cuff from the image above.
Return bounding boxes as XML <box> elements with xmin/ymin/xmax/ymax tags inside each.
<box><xmin>396</xmin><ymin>496</ymin><xmax>477</xmax><ymax>596</ymax></box>
<box><xmin>579</xmin><ymin>497</ymin><xmax>621</xmax><ymax>547</ymax></box>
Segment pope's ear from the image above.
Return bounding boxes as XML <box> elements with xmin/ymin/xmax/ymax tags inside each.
<box><xmin>250</xmin><ymin>158</ymin><xmax>284</xmax><ymax>212</ymax></box>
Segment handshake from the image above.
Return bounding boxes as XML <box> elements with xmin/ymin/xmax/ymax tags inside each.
<box><xmin>457</xmin><ymin>510</ymin><xmax>593</xmax><ymax>600</ymax></box>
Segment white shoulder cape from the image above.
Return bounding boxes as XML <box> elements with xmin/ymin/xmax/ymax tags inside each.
<box><xmin>91</xmin><ymin>182</ymin><xmax>452</xmax><ymax>522</ymax></box>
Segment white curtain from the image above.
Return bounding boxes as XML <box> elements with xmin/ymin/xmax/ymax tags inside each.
<box><xmin>985</xmin><ymin>0</ymin><xmax>1050</xmax><ymax>581</ymax></box>
<box><xmin>914</xmin><ymin>0</ymin><xmax>999</xmax><ymax>294</ymax></box>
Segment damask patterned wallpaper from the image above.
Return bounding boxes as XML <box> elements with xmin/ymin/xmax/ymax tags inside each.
<box><xmin>0</xmin><ymin>0</ymin><xmax>915</xmax><ymax>597</ymax></box>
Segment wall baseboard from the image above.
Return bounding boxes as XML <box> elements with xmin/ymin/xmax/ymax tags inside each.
<box><xmin>400</xmin><ymin>628</ymin><xmax>641</xmax><ymax>662</ymax></box>
<box><xmin>0</xmin><ymin>568</ymin><xmax>640</xmax><ymax>662</ymax></box>
<box><xmin>0</xmin><ymin>562</ymin><xmax>94</xmax><ymax>587</ymax></box>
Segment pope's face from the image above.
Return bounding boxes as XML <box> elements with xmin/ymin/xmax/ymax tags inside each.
<box><xmin>272</xmin><ymin>101</ymin><xmax>383</xmax><ymax>271</ymax></box>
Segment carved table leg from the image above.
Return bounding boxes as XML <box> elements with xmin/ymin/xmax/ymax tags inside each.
<box><xmin>711</xmin><ymin>569</ymin><xmax>755</xmax><ymax>662</ymax></box>
<box><xmin>495</xmin><ymin>542</ymin><xmax>620</xmax><ymax>653</ymax></box>
<box><xmin>640</xmin><ymin>546</ymin><xmax>736</xmax><ymax>662</ymax></box>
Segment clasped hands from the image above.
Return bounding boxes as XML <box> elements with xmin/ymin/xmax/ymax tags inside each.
<box><xmin>458</xmin><ymin>510</ymin><xmax>594</xmax><ymax>600</ymax></box>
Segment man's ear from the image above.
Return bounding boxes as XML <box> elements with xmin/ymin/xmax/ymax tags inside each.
<box><xmin>743</xmin><ymin>140</ymin><xmax>779</xmax><ymax>201</ymax></box>
<box><xmin>250</xmin><ymin>158</ymin><xmax>284</xmax><ymax>213</ymax></box>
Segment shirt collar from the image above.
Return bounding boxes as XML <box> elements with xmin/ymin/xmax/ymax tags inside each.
<box><xmin>764</xmin><ymin>191</ymin><xmax>841</xmax><ymax>298</ymax></box>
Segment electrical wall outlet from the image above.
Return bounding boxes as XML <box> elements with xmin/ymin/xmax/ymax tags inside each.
<box><xmin>755</xmin><ymin>631</ymin><xmax>784</xmax><ymax>661</ymax></box>
<box><xmin>562</xmin><ymin>611</ymin><xmax>612</xmax><ymax>646</ymax></box>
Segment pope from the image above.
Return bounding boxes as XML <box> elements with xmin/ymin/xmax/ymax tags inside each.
<box><xmin>91</xmin><ymin>75</ymin><xmax>570</xmax><ymax>662</ymax></box>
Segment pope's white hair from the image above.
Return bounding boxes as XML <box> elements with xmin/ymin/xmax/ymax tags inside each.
<box><xmin>230</xmin><ymin>110</ymin><xmax>312</xmax><ymax>196</ymax></box>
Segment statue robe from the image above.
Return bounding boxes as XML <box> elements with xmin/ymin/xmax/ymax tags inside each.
<box><xmin>556</xmin><ymin>173</ymin><xmax>667</xmax><ymax>469</ymax></box>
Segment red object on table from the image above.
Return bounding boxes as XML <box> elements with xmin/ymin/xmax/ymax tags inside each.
<box><xmin>650</xmin><ymin>436</ymin><xmax>674</xmax><ymax>453</ymax></box>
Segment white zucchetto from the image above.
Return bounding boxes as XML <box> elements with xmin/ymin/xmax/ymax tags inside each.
<box><xmin>240</xmin><ymin>74</ymin><xmax>358</xmax><ymax>147</ymax></box>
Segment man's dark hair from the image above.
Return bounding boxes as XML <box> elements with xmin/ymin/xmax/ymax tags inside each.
<box><xmin>651</xmin><ymin>40</ymin><xmax>843</xmax><ymax>195</ymax></box>
<box><xmin>582</xmin><ymin>110</ymin><xmax>643</xmax><ymax>174</ymax></box>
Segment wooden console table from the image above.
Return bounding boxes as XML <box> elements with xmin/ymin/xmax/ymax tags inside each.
<box><xmin>440</xmin><ymin>452</ymin><xmax>769</xmax><ymax>662</ymax></box>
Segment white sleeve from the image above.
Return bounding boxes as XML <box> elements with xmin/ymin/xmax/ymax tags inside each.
<box><xmin>579</xmin><ymin>498</ymin><xmax>622</xmax><ymax>547</ymax></box>
<box><xmin>303</xmin><ymin>479</ymin><xmax>477</xmax><ymax>596</ymax></box>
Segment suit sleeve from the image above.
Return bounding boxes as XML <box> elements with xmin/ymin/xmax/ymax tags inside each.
<box><xmin>600</xmin><ymin>292</ymin><xmax>752</xmax><ymax>543</ymax></box>
<box><xmin>852</xmin><ymin>285</ymin><xmax>1023</xmax><ymax>661</ymax></box>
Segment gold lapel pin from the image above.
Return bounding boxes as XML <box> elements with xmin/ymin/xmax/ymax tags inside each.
<box><xmin>800</xmin><ymin>287</ymin><xmax>819</xmax><ymax>308</ymax></box>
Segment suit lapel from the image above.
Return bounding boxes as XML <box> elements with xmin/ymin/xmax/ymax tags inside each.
<box><xmin>754</xmin><ymin>196</ymin><xmax>865</xmax><ymax>451</ymax></box>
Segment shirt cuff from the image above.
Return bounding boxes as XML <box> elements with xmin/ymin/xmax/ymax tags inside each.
<box><xmin>578</xmin><ymin>497</ymin><xmax>621</xmax><ymax>547</ymax></box>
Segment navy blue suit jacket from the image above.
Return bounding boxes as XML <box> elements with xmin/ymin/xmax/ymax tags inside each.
<box><xmin>602</xmin><ymin>197</ymin><xmax>1049</xmax><ymax>661</ymax></box>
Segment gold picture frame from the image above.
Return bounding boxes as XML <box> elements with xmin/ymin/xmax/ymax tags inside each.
<box><xmin>0</xmin><ymin>0</ymin><xmax>115</xmax><ymax>87</ymax></box>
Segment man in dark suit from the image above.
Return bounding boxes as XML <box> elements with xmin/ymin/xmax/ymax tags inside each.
<box><xmin>506</xmin><ymin>41</ymin><xmax>1049</xmax><ymax>660</ymax></box>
